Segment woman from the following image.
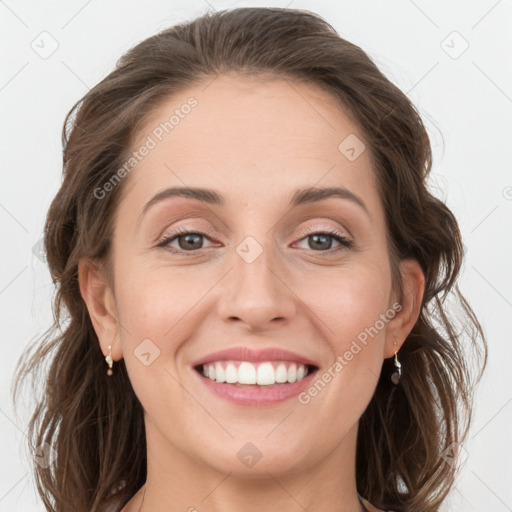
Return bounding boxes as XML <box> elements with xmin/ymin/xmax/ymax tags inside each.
<box><xmin>12</xmin><ymin>7</ymin><xmax>487</xmax><ymax>512</ymax></box>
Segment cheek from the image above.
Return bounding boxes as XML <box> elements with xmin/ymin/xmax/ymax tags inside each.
<box><xmin>296</xmin><ymin>270</ymin><xmax>389</xmax><ymax>421</ymax></box>
<box><xmin>303</xmin><ymin>264</ymin><xmax>390</xmax><ymax>345</ymax></box>
<box><xmin>113</xmin><ymin>265</ymin><xmax>222</xmax><ymax>373</ymax></box>
<box><xmin>113</xmin><ymin>273</ymin><xmax>199</xmax><ymax>403</ymax></box>
<box><xmin>116</xmin><ymin>274</ymin><xmax>196</xmax><ymax>340</ymax></box>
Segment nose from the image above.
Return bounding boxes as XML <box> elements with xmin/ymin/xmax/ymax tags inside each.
<box><xmin>216</xmin><ymin>241</ymin><xmax>297</xmax><ymax>332</ymax></box>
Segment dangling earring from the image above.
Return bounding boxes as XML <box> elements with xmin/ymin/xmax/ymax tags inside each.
<box><xmin>105</xmin><ymin>345</ymin><xmax>114</xmax><ymax>376</ymax></box>
<box><xmin>391</xmin><ymin>339</ymin><xmax>402</xmax><ymax>385</ymax></box>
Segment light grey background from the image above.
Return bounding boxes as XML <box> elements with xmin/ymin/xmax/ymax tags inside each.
<box><xmin>1</xmin><ymin>1</ymin><xmax>511</xmax><ymax>510</ymax></box>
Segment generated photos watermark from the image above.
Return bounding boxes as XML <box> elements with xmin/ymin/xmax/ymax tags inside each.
<box><xmin>93</xmin><ymin>96</ymin><xmax>198</xmax><ymax>200</ymax></box>
<box><xmin>298</xmin><ymin>301</ymin><xmax>402</xmax><ymax>405</ymax></box>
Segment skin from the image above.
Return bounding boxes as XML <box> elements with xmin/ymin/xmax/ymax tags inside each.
<box><xmin>79</xmin><ymin>73</ymin><xmax>425</xmax><ymax>512</ymax></box>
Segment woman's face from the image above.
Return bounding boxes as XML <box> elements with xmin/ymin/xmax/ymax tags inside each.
<box><xmin>85</xmin><ymin>73</ymin><xmax>422</xmax><ymax>478</ymax></box>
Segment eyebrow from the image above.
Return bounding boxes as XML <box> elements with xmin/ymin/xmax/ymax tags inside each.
<box><xmin>139</xmin><ymin>185</ymin><xmax>370</xmax><ymax>220</ymax></box>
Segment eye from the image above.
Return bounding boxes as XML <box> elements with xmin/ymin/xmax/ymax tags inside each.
<box><xmin>156</xmin><ymin>226</ymin><xmax>218</xmax><ymax>254</ymax></box>
<box><xmin>294</xmin><ymin>228</ymin><xmax>353</xmax><ymax>252</ymax></box>
<box><xmin>156</xmin><ymin>226</ymin><xmax>353</xmax><ymax>255</ymax></box>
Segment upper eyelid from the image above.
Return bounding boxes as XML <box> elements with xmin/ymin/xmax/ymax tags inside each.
<box><xmin>159</xmin><ymin>216</ymin><xmax>352</xmax><ymax>238</ymax></box>
<box><xmin>160</xmin><ymin>223</ymin><xmax>350</xmax><ymax>238</ymax></box>
<box><xmin>295</xmin><ymin>223</ymin><xmax>348</xmax><ymax>238</ymax></box>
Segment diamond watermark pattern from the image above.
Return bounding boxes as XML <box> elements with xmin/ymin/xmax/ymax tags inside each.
<box><xmin>237</xmin><ymin>442</ymin><xmax>263</xmax><ymax>468</ymax></box>
<box><xmin>440</xmin><ymin>442</ymin><xmax>469</xmax><ymax>468</ymax></box>
<box><xmin>236</xmin><ymin>236</ymin><xmax>263</xmax><ymax>264</ymax></box>
<box><xmin>32</xmin><ymin>237</ymin><xmax>46</xmax><ymax>262</ymax></box>
<box><xmin>33</xmin><ymin>442</ymin><xmax>57</xmax><ymax>468</ymax></box>
<box><xmin>440</xmin><ymin>31</ymin><xmax>469</xmax><ymax>59</ymax></box>
<box><xmin>31</xmin><ymin>31</ymin><xmax>59</xmax><ymax>59</ymax></box>
<box><xmin>134</xmin><ymin>338</ymin><xmax>161</xmax><ymax>366</ymax></box>
<box><xmin>338</xmin><ymin>134</ymin><xmax>366</xmax><ymax>161</ymax></box>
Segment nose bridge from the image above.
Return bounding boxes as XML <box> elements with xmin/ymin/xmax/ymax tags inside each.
<box><xmin>236</xmin><ymin>234</ymin><xmax>278</xmax><ymax>292</ymax></box>
<box><xmin>218</xmin><ymin>233</ymin><xmax>296</xmax><ymax>328</ymax></box>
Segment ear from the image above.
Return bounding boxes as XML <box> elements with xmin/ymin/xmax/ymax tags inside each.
<box><xmin>383</xmin><ymin>258</ymin><xmax>425</xmax><ymax>359</ymax></box>
<box><xmin>78</xmin><ymin>257</ymin><xmax>122</xmax><ymax>362</ymax></box>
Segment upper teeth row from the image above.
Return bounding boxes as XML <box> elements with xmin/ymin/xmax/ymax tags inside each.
<box><xmin>202</xmin><ymin>361</ymin><xmax>310</xmax><ymax>385</ymax></box>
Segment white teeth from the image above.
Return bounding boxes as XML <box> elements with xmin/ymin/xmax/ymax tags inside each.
<box><xmin>201</xmin><ymin>361</ymin><xmax>311</xmax><ymax>385</ymax></box>
<box><xmin>215</xmin><ymin>362</ymin><xmax>225</xmax><ymax>383</ymax></box>
<box><xmin>275</xmin><ymin>363</ymin><xmax>288</xmax><ymax>383</ymax></box>
<box><xmin>287</xmin><ymin>363</ymin><xmax>297</xmax><ymax>383</ymax></box>
<box><xmin>238</xmin><ymin>362</ymin><xmax>257</xmax><ymax>384</ymax></box>
<box><xmin>256</xmin><ymin>362</ymin><xmax>275</xmax><ymax>385</ymax></box>
<box><xmin>225</xmin><ymin>363</ymin><xmax>238</xmax><ymax>383</ymax></box>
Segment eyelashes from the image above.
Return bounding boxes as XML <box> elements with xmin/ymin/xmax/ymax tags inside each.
<box><xmin>157</xmin><ymin>227</ymin><xmax>218</xmax><ymax>254</ymax></box>
<box><xmin>156</xmin><ymin>226</ymin><xmax>353</xmax><ymax>256</ymax></box>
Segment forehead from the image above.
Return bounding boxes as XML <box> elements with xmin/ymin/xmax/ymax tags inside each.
<box><xmin>122</xmin><ymin>73</ymin><xmax>381</xmax><ymax>214</ymax></box>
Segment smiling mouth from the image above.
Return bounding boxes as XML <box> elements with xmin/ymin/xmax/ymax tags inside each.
<box><xmin>194</xmin><ymin>360</ymin><xmax>319</xmax><ymax>386</ymax></box>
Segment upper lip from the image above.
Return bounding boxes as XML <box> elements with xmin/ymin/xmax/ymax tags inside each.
<box><xmin>191</xmin><ymin>347</ymin><xmax>320</xmax><ymax>368</ymax></box>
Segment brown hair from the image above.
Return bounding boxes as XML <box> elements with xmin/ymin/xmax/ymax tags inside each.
<box><xmin>11</xmin><ymin>7</ymin><xmax>487</xmax><ymax>512</ymax></box>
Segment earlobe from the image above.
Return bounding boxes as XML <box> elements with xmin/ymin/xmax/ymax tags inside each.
<box><xmin>384</xmin><ymin>258</ymin><xmax>425</xmax><ymax>359</ymax></box>
<box><xmin>78</xmin><ymin>258</ymin><xmax>121</xmax><ymax>361</ymax></box>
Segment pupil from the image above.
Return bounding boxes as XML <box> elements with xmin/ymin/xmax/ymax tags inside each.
<box><xmin>310</xmin><ymin>234</ymin><xmax>331</xmax><ymax>250</ymax></box>
<box><xmin>180</xmin><ymin>234</ymin><xmax>202</xmax><ymax>250</ymax></box>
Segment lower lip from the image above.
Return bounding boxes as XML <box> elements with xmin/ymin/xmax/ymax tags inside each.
<box><xmin>194</xmin><ymin>368</ymin><xmax>317</xmax><ymax>406</ymax></box>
